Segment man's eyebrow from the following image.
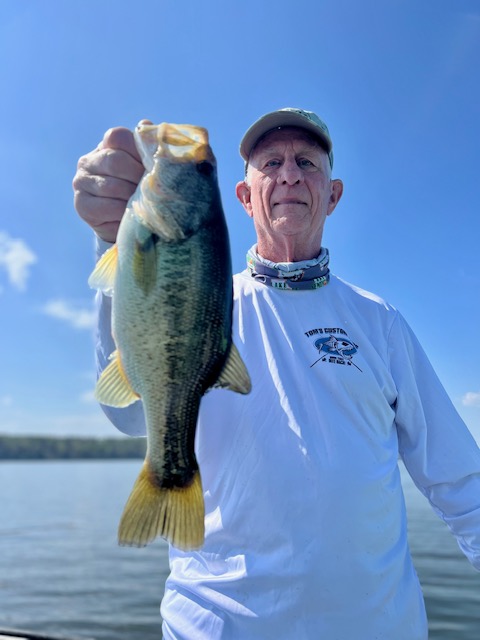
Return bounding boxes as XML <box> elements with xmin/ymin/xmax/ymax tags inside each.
<box><xmin>255</xmin><ymin>143</ymin><xmax>318</xmax><ymax>158</ymax></box>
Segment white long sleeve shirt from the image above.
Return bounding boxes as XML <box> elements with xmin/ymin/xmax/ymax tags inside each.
<box><xmin>95</xmin><ymin>241</ymin><xmax>480</xmax><ymax>639</ymax></box>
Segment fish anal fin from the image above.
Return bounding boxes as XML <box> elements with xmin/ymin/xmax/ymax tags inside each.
<box><xmin>118</xmin><ymin>461</ymin><xmax>205</xmax><ymax>550</ymax></box>
<box><xmin>88</xmin><ymin>245</ymin><xmax>118</xmax><ymax>296</ymax></box>
<box><xmin>95</xmin><ymin>350</ymin><xmax>140</xmax><ymax>407</ymax></box>
<box><xmin>213</xmin><ymin>342</ymin><xmax>251</xmax><ymax>395</ymax></box>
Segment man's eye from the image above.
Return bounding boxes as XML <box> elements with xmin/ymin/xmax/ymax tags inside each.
<box><xmin>265</xmin><ymin>159</ymin><xmax>281</xmax><ymax>167</ymax></box>
<box><xmin>298</xmin><ymin>158</ymin><xmax>314</xmax><ymax>167</ymax></box>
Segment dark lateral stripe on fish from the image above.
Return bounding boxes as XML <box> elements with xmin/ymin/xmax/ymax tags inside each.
<box><xmin>158</xmin><ymin>412</ymin><xmax>200</xmax><ymax>489</ymax></box>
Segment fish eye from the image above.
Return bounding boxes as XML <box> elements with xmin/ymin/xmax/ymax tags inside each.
<box><xmin>196</xmin><ymin>161</ymin><xmax>214</xmax><ymax>176</ymax></box>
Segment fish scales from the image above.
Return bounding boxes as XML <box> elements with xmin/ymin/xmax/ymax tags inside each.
<box><xmin>140</xmin><ymin>230</ymin><xmax>232</xmax><ymax>488</ymax></box>
<box><xmin>89</xmin><ymin>122</ymin><xmax>251</xmax><ymax>550</ymax></box>
<box><xmin>114</xmin><ymin>192</ymin><xmax>230</xmax><ymax>536</ymax></box>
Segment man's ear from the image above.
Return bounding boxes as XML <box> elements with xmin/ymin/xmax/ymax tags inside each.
<box><xmin>327</xmin><ymin>179</ymin><xmax>343</xmax><ymax>216</ymax></box>
<box><xmin>235</xmin><ymin>181</ymin><xmax>253</xmax><ymax>218</ymax></box>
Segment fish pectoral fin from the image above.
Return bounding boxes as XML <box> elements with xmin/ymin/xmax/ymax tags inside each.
<box><xmin>95</xmin><ymin>350</ymin><xmax>140</xmax><ymax>407</ymax></box>
<box><xmin>88</xmin><ymin>245</ymin><xmax>118</xmax><ymax>296</ymax></box>
<box><xmin>133</xmin><ymin>225</ymin><xmax>158</xmax><ymax>295</ymax></box>
<box><xmin>213</xmin><ymin>342</ymin><xmax>252</xmax><ymax>395</ymax></box>
<box><xmin>118</xmin><ymin>461</ymin><xmax>205</xmax><ymax>550</ymax></box>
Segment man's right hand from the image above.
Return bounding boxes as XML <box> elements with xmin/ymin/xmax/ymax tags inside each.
<box><xmin>72</xmin><ymin>125</ymin><xmax>146</xmax><ymax>243</ymax></box>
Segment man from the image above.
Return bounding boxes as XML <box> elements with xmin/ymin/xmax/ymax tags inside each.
<box><xmin>73</xmin><ymin>108</ymin><xmax>480</xmax><ymax>639</ymax></box>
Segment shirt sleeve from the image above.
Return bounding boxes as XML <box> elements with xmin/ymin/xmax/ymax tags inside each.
<box><xmin>390</xmin><ymin>312</ymin><xmax>480</xmax><ymax>570</ymax></box>
<box><xmin>94</xmin><ymin>236</ymin><xmax>147</xmax><ymax>437</ymax></box>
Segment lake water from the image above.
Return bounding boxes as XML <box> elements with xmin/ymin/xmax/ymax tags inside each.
<box><xmin>0</xmin><ymin>460</ymin><xmax>479</xmax><ymax>639</ymax></box>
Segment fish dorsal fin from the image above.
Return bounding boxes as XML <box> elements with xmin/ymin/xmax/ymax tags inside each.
<box><xmin>88</xmin><ymin>245</ymin><xmax>118</xmax><ymax>296</ymax></box>
<box><xmin>213</xmin><ymin>342</ymin><xmax>251</xmax><ymax>395</ymax></box>
<box><xmin>95</xmin><ymin>350</ymin><xmax>140</xmax><ymax>407</ymax></box>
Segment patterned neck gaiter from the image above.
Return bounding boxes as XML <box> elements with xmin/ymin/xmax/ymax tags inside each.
<box><xmin>246</xmin><ymin>245</ymin><xmax>330</xmax><ymax>291</ymax></box>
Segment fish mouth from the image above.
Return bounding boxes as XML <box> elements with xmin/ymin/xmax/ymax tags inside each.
<box><xmin>135</xmin><ymin>122</ymin><xmax>216</xmax><ymax>169</ymax></box>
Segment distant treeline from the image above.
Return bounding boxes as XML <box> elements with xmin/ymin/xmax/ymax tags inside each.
<box><xmin>0</xmin><ymin>435</ymin><xmax>146</xmax><ymax>460</ymax></box>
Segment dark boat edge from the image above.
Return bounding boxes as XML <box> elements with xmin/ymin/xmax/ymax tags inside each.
<box><xmin>0</xmin><ymin>629</ymin><xmax>95</xmax><ymax>640</ymax></box>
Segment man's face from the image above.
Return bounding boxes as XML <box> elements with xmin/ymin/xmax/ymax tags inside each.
<box><xmin>236</xmin><ymin>127</ymin><xmax>343</xmax><ymax>262</ymax></box>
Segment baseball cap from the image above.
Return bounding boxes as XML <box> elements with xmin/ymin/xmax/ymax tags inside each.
<box><xmin>239</xmin><ymin>107</ymin><xmax>334</xmax><ymax>168</ymax></box>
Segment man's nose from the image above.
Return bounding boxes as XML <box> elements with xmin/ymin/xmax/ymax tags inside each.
<box><xmin>277</xmin><ymin>160</ymin><xmax>304</xmax><ymax>185</ymax></box>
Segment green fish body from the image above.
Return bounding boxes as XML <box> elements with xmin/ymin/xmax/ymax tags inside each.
<box><xmin>89</xmin><ymin>123</ymin><xmax>251</xmax><ymax>550</ymax></box>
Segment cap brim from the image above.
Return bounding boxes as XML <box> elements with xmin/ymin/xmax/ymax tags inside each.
<box><xmin>239</xmin><ymin>111</ymin><xmax>332</xmax><ymax>161</ymax></box>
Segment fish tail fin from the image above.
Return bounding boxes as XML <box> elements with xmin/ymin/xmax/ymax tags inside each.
<box><xmin>118</xmin><ymin>460</ymin><xmax>205</xmax><ymax>550</ymax></box>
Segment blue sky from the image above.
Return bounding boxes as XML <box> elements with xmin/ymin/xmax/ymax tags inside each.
<box><xmin>0</xmin><ymin>0</ymin><xmax>479</xmax><ymax>440</ymax></box>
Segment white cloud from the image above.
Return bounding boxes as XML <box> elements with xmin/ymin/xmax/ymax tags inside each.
<box><xmin>0</xmin><ymin>395</ymin><xmax>13</xmax><ymax>407</ymax></box>
<box><xmin>80</xmin><ymin>389</ymin><xmax>97</xmax><ymax>404</ymax></box>
<box><xmin>462</xmin><ymin>391</ymin><xmax>480</xmax><ymax>407</ymax></box>
<box><xmin>42</xmin><ymin>299</ymin><xmax>96</xmax><ymax>330</ymax></box>
<box><xmin>0</xmin><ymin>230</ymin><xmax>37</xmax><ymax>291</ymax></box>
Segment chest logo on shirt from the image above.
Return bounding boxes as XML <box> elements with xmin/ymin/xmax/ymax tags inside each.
<box><xmin>304</xmin><ymin>327</ymin><xmax>362</xmax><ymax>372</ymax></box>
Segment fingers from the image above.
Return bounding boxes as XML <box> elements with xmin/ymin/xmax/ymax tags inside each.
<box><xmin>73</xmin><ymin>124</ymin><xmax>148</xmax><ymax>243</ymax></box>
<box><xmin>73</xmin><ymin>188</ymin><xmax>134</xmax><ymax>233</ymax></box>
<box><xmin>74</xmin><ymin>191</ymin><xmax>124</xmax><ymax>242</ymax></box>
<box><xmin>97</xmin><ymin>121</ymin><xmax>153</xmax><ymax>155</ymax></box>
<box><xmin>76</xmin><ymin>147</ymin><xmax>145</xmax><ymax>185</ymax></box>
<box><xmin>73</xmin><ymin>172</ymin><xmax>139</xmax><ymax>202</ymax></box>
<box><xmin>99</xmin><ymin>126</ymin><xmax>142</xmax><ymax>161</ymax></box>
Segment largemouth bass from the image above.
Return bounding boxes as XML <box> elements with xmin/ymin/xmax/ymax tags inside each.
<box><xmin>89</xmin><ymin>121</ymin><xmax>251</xmax><ymax>550</ymax></box>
